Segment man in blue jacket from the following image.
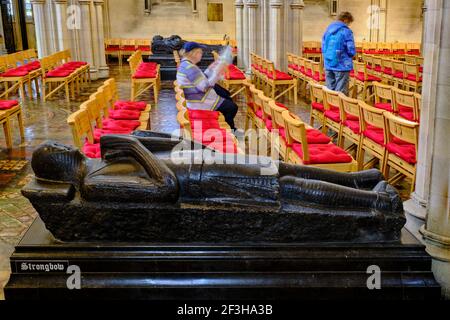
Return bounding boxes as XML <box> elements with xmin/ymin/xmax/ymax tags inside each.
<box><xmin>322</xmin><ymin>12</ymin><xmax>356</xmax><ymax>96</ymax></box>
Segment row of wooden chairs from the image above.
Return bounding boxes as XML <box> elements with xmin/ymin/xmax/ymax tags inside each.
<box><xmin>67</xmin><ymin>78</ymin><xmax>150</xmax><ymax>158</ymax></box>
<box><xmin>308</xmin><ymin>82</ymin><xmax>419</xmax><ymax>191</ymax></box>
<box><xmin>105</xmin><ymin>39</ymin><xmax>152</xmax><ymax>68</ymax></box>
<box><xmin>40</xmin><ymin>50</ymin><xmax>90</xmax><ymax>103</ymax></box>
<box><xmin>250</xmin><ymin>53</ymin><xmax>297</xmax><ymax>103</ymax></box>
<box><xmin>174</xmin><ymin>80</ymin><xmax>241</xmax><ymax>154</ymax></box>
<box><xmin>243</xmin><ymin>81</ymin><xmax>358</xmax><ymax>172</ymax></box>
<box><xmin>0</xmin><ymin>100</ymin><xmax>25</xmax><ymax>149</ymax></box>
<box><xmin>356</xmin><ymin>42</ymin><xmax>421</xmax><ymax>56</ymax></box>
<box><xmin>128</xmin><ymin>50</ymin><xmax>160</xmax><ymax>104</ymax></box>
<box><xmin>360</xmin><ymin>54</ymin><xmax>423</xmax><ymax>92</ymax></box>
<box><xmin>287</xmin><ymin>53</ymin><xmax>325</xmax><ymax>98</ymax></box>
<box><xmin>0</xmin><ymin>49</ymin><xmax>40</xmax><ymax>100</ymax></box>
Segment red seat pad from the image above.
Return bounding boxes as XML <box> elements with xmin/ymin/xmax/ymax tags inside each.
<box><xmin>46</xmin><ymin>70</ymin><xmax>72</xmax><ymax>77</ymax></box>
<box><xmin>397</xmin><ymin>103</ymin><xmax>416</xmax><ymax>121</ymax></box>
<box><xmin>324</xmin><ymin>109</ymin><xmax>341</xmax><ymax>122</ymax></box>
<box><xmin>288</xmin><ymin>64</ymin><xmax>300</xmax><ymax>71</ymax></box>
<box><xmin>383</xmin><ymin>68</ymin><xmax>393</xmax><ymax>75</ymax></box>
<box><xmin>266</xmin><ymin>119</ymin><xmax>273</xmax><ymax>131</ymax></box>
<box><xmin>386</xmin><ymin>141</ymin><xmax>416</xmax><ymax>164</ymax></box>
<box><xmin>93</xmin><ymin>128</ymin><xmax>132</xmax><ymax>143</ymax></box>
<box><xmin>406</xmin><ymin>74</ymin><xmax>422</xmax><ymax>81</ymax></box>
<box><xmin>24</xmin><ymin>61</ymin><xmax>41</xmax><ymax>71</ymax></box>
<box><xmin>393</xmin><ymin>71</ymin><xmax>404</xmax><ymax>79</ymax></box>
<box><xmin>355</xmin><ymin>72</ymin><xmax>382</xmax><ymax>82</ymax></box>
<box><xmin>109</xmin><ymin>109</ymin><xmax>142</xmax><ymax>120</ymax></box>
<box><xmin>255</xmin><ymin>109</ymin><xmax>263</xmax><ymax>119</ymax></box>
<box><xmin>278</xmin><ymin>127</ymin><xmax>330</xmax><ymax>145</ymax></box>
<box><xmin>82</xmin><ymin>142</ymin><xmax>101</xmax><ymax>159</ymax></box>
<box><xmin>363</xmin><ymin>126</ymin><xmax>385</xmax><ymax>145</ymax></box>
<box><xmin>374</xmin><ymin>102</ymin><xmax>393</xmax><ymax>112</ymax></box>
<box><xmin>225</xmin><ymin>70</ymin><xmax>246</xmax><ymax>80</ymax></box>
<box><xmin>344</xmin><ymin>120</ymin><xmax>361</xmax><ymax>134</ymax></box>
<box><xmin>311</xmin><ymin>101</ymin><xmax>325</xmax><ymax>112</ymax></box>
<box><xmin>1</xmin><ymin>68</ymin><xmax>29</xmax><ymax>77</ymax></box>
<box><xmin>138</xmin><ymin>46</ymin><xmax>151</xmax><ymax>51</ymax></box>
<box><xmin>102</xmin><ymin>118</ymin><xmax>140</xmax><ymax>130</ymax></box>
<box><xmin>373</xmin><ymin>65</ymin><xmax>383</xmax><ymax>72</ymax></box>
<box><xmin>121</xmin><ymin>46</ymin><xmax>136</xmax><ymax>51</ymax></box>
<box><xmin>114</xmin><ymin>100</ymin><xmax>147</xmax><ymax>111</ymax></box>
<box><xmin>291</xmin><ymin>143</ymin><xmax>353</xmax><ymax>165</ymax></box>
<box><xmin>267</xmin><ymin>70</ymin><xmax>293</xmax><ymax>80</ymax></box>
<box><xmin>0</xmin><ymin>100</ymin><xmax>19</xmax><ymax>110</ymax></box>
<box><xmin>313</xmin><ymin>72</ymin><xmax>326</xmax><ymax>82</ymax></box>
<box><xmin>106</xmin><ymin>46</ymin><xmax>120</xmax><ymax>52</ymax></box>
<box><xmin>192</xmin><ymin>127</ymin><xmax>228</xmax><ymax>143</ymax></box>
<box><xmin>133</xmin><ymin>70</ymin><xmax>157</xmax><ymax>78</ymax></box>
<box><xmin>188</xmin><ymin>110</ymin><xmax>220</xmax><ymax>121</ymax></box>
<box><xmin>419</xmin><ymin>66</ymin><xmax>424</xmax><ymax>73</ymax></box>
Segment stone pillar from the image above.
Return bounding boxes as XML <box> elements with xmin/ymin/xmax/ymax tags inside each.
<box><xmin>235</xmin><ymin>0</ymin><xmax>244</xmax><ymax>68</ymax></box>
<box><xmin>268</xmin><ymin>0</ymin><xmax>282</xmax><ymax>68</ymax></box>
<box><xmin>53</xmin><ymin>0</ymin><xmax>70</xmax><ymax>51</ymax></box>
<box><xmin>260</xmin><ymin>0</ymin><xmax>269</xmax><ymax>58</ymax></box>
<box><xmin>31</xmin><ymin>0</ymin><xmax>49</xmax><ymax>57</ymax></box>
<box><xmin>290</xmin><ymin>0</ymin><xmax>304</xmax><ymax>56</ymax></box>
<box><xmin>246</xmin><ymin>0</ymin><xmax>258</xmax><ymax>74</ymax></box>
<box><xmin>79</xmin><ymin>0</ymin><xmax>98</xmax><ymax>79</ymax></box>
<box><xmin>408</xmin><ymin>0</ymin><xmax>450</xmax><ymax>299</ymax></box>
<box><xmin>94</xmin><ymin>0</ymin><xmax>109</xmax><ymax>78</ymax></box>
<box><xmin>242</xmin><ymin>0</ymin><xmax>249</xmax><ymax>71</ymax></box>
<box><xmin>378</xmin><ymin>0</ymin><xmax>387</xmax><ymax>42</ymax></box>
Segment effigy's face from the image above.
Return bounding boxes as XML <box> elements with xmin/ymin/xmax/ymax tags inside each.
<box><xmin>193</xmin><ymin>49</ymin><xmax>203</xmax><ymax>64</ymax></box>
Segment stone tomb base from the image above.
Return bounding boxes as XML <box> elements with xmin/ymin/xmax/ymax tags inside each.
<box><xmin>5</xmin><ymin>218</ymin><xmax>441</xmax><ymax>300</ymax></box>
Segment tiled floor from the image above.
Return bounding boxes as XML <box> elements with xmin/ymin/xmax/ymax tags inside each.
<box><xmin>0</xmin><ymin>64</ymin><xmax>410</xmax><ymax>299</ymax></box>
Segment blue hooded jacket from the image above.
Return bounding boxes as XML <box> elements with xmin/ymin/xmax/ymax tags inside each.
<box><xmin>322</xmin><ymin>21</ymin><xmax>356</xmax><ymax>72</ymax></box>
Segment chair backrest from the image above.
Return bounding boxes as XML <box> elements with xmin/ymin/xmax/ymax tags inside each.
<box><xmin>82</xmin><ymin>96</ymin><xmax>103</xmax><ymax>129</ymax></box>
<box><xmin>250</xmin><ymin>86</ymin><xmax>264</xmax><ymax>113</ymax></box>
<box><xmin>67</xmin><ymin>109</ymin><xmax>95</xmax><ymax>148</ymax></box>
<box><xmin>121</xmin><ymin>39</ymin><xmax>136</xmax><ymax>49</ymax></box>
<box><xmin>323</xmin><ymin>86</ymin><xmax>340</xmax><ymax>110</ymax></box>
<box><xmin>244</xmin><ymin>81</ymin><xmax>256</xmax><ymax>111</ymax></box>
<box><xmin>353</xmin><ymin>61</ymin><xmax>366</xmax><ymax>76</ymax></box>
<box><xmin>259</xmin><ymin>92</ymin><xmax>272</xmax><ymax>121</ymax></box>
<box><xmin>384</xmin><ymin>112</ymin><xmax>419</xmax><ymax>147</ymax></box>
<box><xmin>392</xmin><ymin>60</ymin><xmax>405</xmax><ymax>74</ymax></box>
<box><xmin>282</xmin><ymin>110</ymin><xmax>310</xmax><ymax>160</ymax></box>
<box><xmin>304</xmin><ymin>59</ymin><xmax>313</xmax><ymax>74</ymax></box>
<box><xmin>404</xmin><ymin>62</ymin><xmax>420</xmax><ymax>80</ymax></box>
<box><xmin>392</xmin><ymin>87</ymin><xmax>418</xmax><ymax>120</ymax></box>
<box><xmin>339</xmin><ymin>92</ymin><xmax>360</xmax><ymax>123</ymax></box>
<box><xmin>176</xmin><ymin>109</ymin><xmax>191</xmax><ymax>136</ymax></box>
<box><xmin>359</xmin><ymin>101</ymin><xmax>387</xmax><ymax>141</ymax></box>
<box><xmin>381</xmin><ymin>58</ymin><xmax>393</xmax><ymax>71</ymax></box>
<box><xmin>414</xmin><ymin>93</ymin><xmax>421</xmax><ymax>115</ymax></box>
<box><xmin>310</xmin><ymin>82</ymin><xmax>324</xmax><ymax>104</ymax></box>
<box><xmin>104</xmin><ymin>78</ymin><xmax>120</xmax><ymax>103</ymax></box>
<box><xmin>373</xmin><ymin>81</ymin><xmax>393</xmax><ymax>105</ymax></box>
<box><xmin>269</xmin><ymin>100</ymin><xmax>288</xmax><ymax>130</ymax></box>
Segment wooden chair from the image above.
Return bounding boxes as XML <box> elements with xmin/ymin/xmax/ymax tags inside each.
<box><xmin>136</xmin><ymin>39</ymin><xmax>152</xmax><ymax>57</ymax></box>
<box><xmin>120</xmin><ymin>39</ymin><xmax>137</xmax><ymax>65</ymax></box>
<box><xmin>67</xmin><ymin>108</ymin><xmax>98</xmax><ymax>157</ymax></box>
<box><xmin>372</xmin><ymin>81</ymin><xmax>394</xmax><ymax>113</ymax></box>
<box><xmin>381</xmin><ymin>58</ymin><xmax>394</xmax><ymax>85</ymax></box>
<box><xmin>352</xmin><ymin>61</ymin><xmax>381</xmax><ymax>101</ymax></box>
<box><xmin>250</xmin><ymin>85</ymin><xmax>265</xmax><ymax>130</ymax></box>
<box><xmin>282</xmin><ymin>110</ymin><xmax>357</xmax><ymax>172</ymax></box>
<box><xmin>383</xmin><ymin>112</ymin><xmax>419</xmax><ymax>193</ymax></box>
<box><xmin>265</xmin><ymin>61</ymin><xmax>297</xmax><ymax>103</ymax></box>
<box><xmin>391</xmin><ymin>60</ymin><xmax>406</xmax><ymax>88</ymax></box>
<box><xmin>128</xmin><ymin>50</ymin><xmax>160</xmax><ymax>104</ymax></box>
<box><xmin>0</xmin><ymin>102</ymin><xmax>25</xmax><ymax>149</ymax></box>
<box><xmin>244</xmin><ymin>81</ymin><xmax>257</xmax><ymax>131</ymax></box>
<box><xmin>392</xmin><ymin>87</ymin><xmax>419</xmax><ymax>122</ymax></box>
<box><xmin>268</xmin><ymin>100</ymin><xmax>289</xmax><ymax>160</ymax></box>
<box><xmin>309</xmin><ymin>82</ymin><xmax>325</xmax><ymax>128</ymax></box>
<box><xmin>105</xmin><ymin>39</ymin><xmax>122</xmax><ymax>67</ymax></box>
<box><xmin>403</xmin><ymin>62</ymin><xmax>422</xmax><ymax>92</ymax></box>
<box><xmin>311</xmin><ymin>61</ymin><xmax>325</xmax><ymax>84</ymax></box>
<box><xmin>338</xmin><ymin>93</ymin><xmax>362</xmax><ymax>161</ymax></box>
<box><xmin>358</xmin><ymin>101</ymin><xmax>388</xmax><ymax>172</ymax></box>
<box><xmin>322</xmin><ymin>86</ymin><xmax>343</xmax><ymax>144</ymax></box>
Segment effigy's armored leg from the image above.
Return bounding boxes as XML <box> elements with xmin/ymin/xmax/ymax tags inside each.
<box><xmin>280</xmin><ymin>176</ymin><xmax>403</xmax><ymax>214</ymax></box>
<box><xmin>278</xmin><ymin>163</ymin><xmax>384</xmax><ymax>190</ymax></box>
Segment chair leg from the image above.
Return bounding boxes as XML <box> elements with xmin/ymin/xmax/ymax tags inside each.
<box><xmin>17</xmin><ymin>111</ymin><xmax>25</xmax><ymax>143</ymax></box>
<box><xmin>65</xmin><ymin>82</ymin><xmax>70</xmax><ymax>103</ymax></box>
<box><xmin>2</xmin><ymin>120</ymin><xmax>13</xmax><ymax>149</ymax></box>
<box><xmin>153</xmin><ymin>83</ymin><xmax>158</xmax><ymax>104</ymax></box>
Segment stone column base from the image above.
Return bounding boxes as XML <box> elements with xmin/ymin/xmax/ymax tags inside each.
<box><xmin>97</xmin><ymin>66</ymin><xmax>110</xmax><ymax>79</ymax></box>
<box><xmin>403</xmin><ymin>198</ymin><xmax>427</xmax><ymax>243</ymax></box>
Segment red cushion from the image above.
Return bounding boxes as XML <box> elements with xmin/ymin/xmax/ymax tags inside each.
<box><xmin>399</xmin><ymin>111</ymin><xmax>415</xmax><ymax>121</ymax></box>
<box><xmin>121</xmin><ymin>46</ymin><xmax>136</xmax><ymax>51</ymax></box>
<box><xmin>82</xmin><ymin>142</ymin><xmax>101</xmax><ymax>159</ymax></box>
<box><xmin>103</xmin><ymin>119</ymin><xmax>140</xmax><ymax>130</ymax></box>
<box><xmin>288</xmin><ymin>64</ymin><xmax>300</xmax><ymax>71</ymax></box>
<box><xmin>374</xmin><ymin>65</ymin><xmax>383</xmax><ymax>72</ymax></box>
<box><xmin>324</xmin><ymin>109</ymin><xmax>341</xmax><ymax>122</ymax></box>
<box><xmin>192</xmin><ymin>128</ymin><xmax>227</xmax><ymax>143</ymax></box>
<box><xmin>383</xmin><ymin>68</ymin><xmax>393</xmax><ymax>75</ymax></box>
<box><xmin>106</xmin><ymin>46</ymin><xmax>120</xmax><ymax>51</ymax></box>
<box><xmin>313</xmin><ymin>72</ymin><xmax>326</xmax><ymax>82</ymax></box>
<box><xmin>311</xmin><ymin>102</ymin><xmax>325</xmax><ymax>112</ymax></box>
<box><xmin>363</xmin><ymin>127</ymin><xmax>385</xmax><ymax>145</ymax></box>
<box><xmin>306</xmin><ymin>129</ymin><xmax>331</xmax><ymax>144</ymax></box>
<box><xmin>138</xmin><ymin>46</ymin><xmax>151</xmax><ymax>51</ymax></box>
<box><xmin>133</xmin><ymin>70</ymin><xmax>157</xmax><ymax>78</ymax></box>
<box><xmin>355</xmin><ymin>72</ymin><xmax>382</xmax><ymax>82</ymax></box>
<box><xmin>225</xmin><ymin>70</ymin><xmax>246</xmax><ymax>80</ymax></box>
<box><xmin>23</xmin><ymin>61</ymin><xmax>41</xmax><ymax>71</ymax></box>
<box><xmin>108</xmin><ymin>110</ymin><xmax>142</xmax><ymax>120</ymax></box>
<box><xmin>393</xmin><ymin>71</ymin><xmax>404</xmax><ymax>79</ymax></box>
<box><xmin>114</xmin><ymin>101</ymin><xmax>147</xmax><ymax>111</ymax></box>
<box><xmin>138</xmin><ymin>62</ymin><xmax>157</xmax><ymax>70</ymax></box>
<box><xmin>406</xmin><ymin>74</ymin><xmax>422</xmax><ymax>82</ymax></box>
<box><xmin>374</xmin><ymin>102</ymin><xmax>393</xmax><ymax>112</ymax></box>
<box><xmin>386</xmin><ymin>142</ymin><xmax>416</xmax><ymax>164</ymax></box>
<box><xmin>0</xmin><ymin>100</ymin><xmax>19</xmax><ymax>110</ymax></box>
<box><xmin>267</xmin><ymin>70</ymin><xmax>293</xmax><ymax>80</ymax></box>
<box><xmin>2</xmin><ymin>69</ymin><xmax>29</xmax><ymax>77</ymax></box>
<box><xmin>188</xmin><ymin>109</ymin><xmax>220</xmax><ymax>120</ymax></box>
<box><xmin>255</xmin><ymin>109</ymin><xmax>263</xmax><ymax>119</ymax></box>
<box><xmin>265</xmin><ymin>119</ymin><xmax>273</xmax><ymax>131</ymax></box>
<box><xmin>291</xmin><ymin>143</ymin><xmax>353</xmax><ymax>164</ymax></box>
<box><xmin>275</xmin><ymin>102</ymin><xmax>288</xmax><ymax>110</ymax></box>
<box><xmin>344</xmin><ymin>120</ymin><xmax>361</xmax><ymax>134</ymax></box>
<box><xmin>46</xmin><ymin>70</ymin><xmax>72</xmax><ymax>77</ymax></box>
<box><xmin>93</xmin><ymin>128</ymin><xmax>132</xmax><ymax>143</ymax></box>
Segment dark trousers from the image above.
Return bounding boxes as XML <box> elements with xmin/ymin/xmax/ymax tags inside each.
<box><xmin>214</xmin><ymin>84</ymin><xmax>238</xmax><ymax>130</ymax></box>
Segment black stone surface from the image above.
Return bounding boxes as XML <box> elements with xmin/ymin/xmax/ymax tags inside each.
<box><xmin>4</xmin><ymin>218</ymin><xmax>441</xmax><ymax>300</ymax></box>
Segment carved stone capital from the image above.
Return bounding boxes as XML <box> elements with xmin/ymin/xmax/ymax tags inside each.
<box><xmin>269</xmin><ymin>0</ymin><xmax>283</xmax><ymax>9</ymax></box>
<box><xmin>30</xmin><ymin>0</ymin><xmax>46</xmax><ymax>5</ymax></box>
<box><xmin>290</xmin><ymin>0</ymin><xmax>305</xmax><ymax>9</ymax></box>
<box><xmin>235</xmin><ymin>0</ymin><xmax>244</xmax><ymax>8</ymax></box>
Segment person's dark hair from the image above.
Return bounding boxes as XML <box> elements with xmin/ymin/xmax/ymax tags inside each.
<box><xmin>337</xmin><ymin>11</ymin><xmax>354</xmax><ymax>23</ymax></box>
